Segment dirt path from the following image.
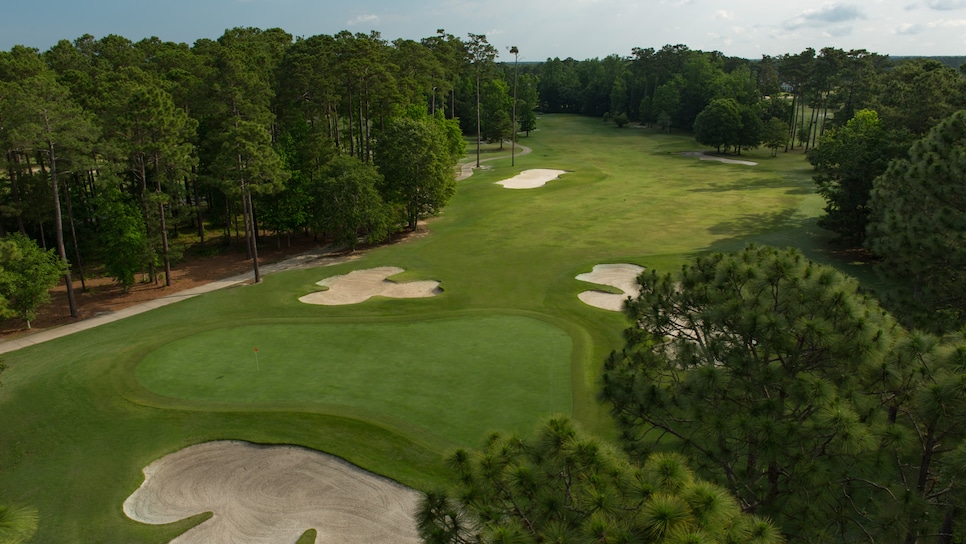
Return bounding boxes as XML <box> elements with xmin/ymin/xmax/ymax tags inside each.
<box><xmin>0</xmin><ymin>244</ymin><xmax>355</xmax><ymax>355</ymax></box>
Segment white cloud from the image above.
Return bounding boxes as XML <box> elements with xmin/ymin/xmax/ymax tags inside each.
<box><xmin>784</xmin><ymin>3</ymin><xmax>866</xmax><ymax>29</ymax></box>
<box><xmin>896</xmin><ymin>22</ymin><xmax>926</xmax><ymax>33</ymax></box>
<box><xmin>928</xmin><ymin>17</ymin><xmax>966</xmax><ymax>25</ymax></box>
<box><xmin>348</xmin><ymin>14</ymin><xmax>379</xmax><ymax>26</ymax></box>
<box><xmin>825</xmin><ymin>25</ymin><xmax>854</xmax><ymax>36</ymax></box>
<box><xmin>926</xmin><ymin>0</ymin><xmax>966</xmax><ymax>10</ymax></box>
<box><xmin>713</xmin><ymin>10</ymin><xmax>733</xmax><ymax>19</ymax></box>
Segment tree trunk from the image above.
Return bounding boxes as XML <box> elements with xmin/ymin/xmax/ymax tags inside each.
<box><xmin>64</xmin><ymin>174</ymin><xmax>86</xmax><ymax>291</ymax></box>
<box><xmin>8</xmin><ymin>150</ymin><xmax>26</xmax><ymax>235</ymax></box>
<box><xmin>243</xmin><ymin>183</ymin><xmax>261</xmax><ymax>283</ymax></box>
<box><xmin>938</xmin><ymin>506</ymin><xmax>956</xmax><ymax>544</ymax></box>
<box><xmin>155</xmin><ymin>158</ymin><xmax>172</xmax><ymax>287</ymax></box>
<box><xmin>137</xmin><ymin>158</ymin><xmax>157</xmax><ymax>284</ymax></box>
<box><xmin>241</xmin><ymin>197</ymin><xmax>252</xmax><ymax>260</ymax></box>
<box><xmin>346</xmin><ymin>91</ymin><xmax>356</xmax><ymax>157</ymax></box>
<box><xmin>47</xmin><ymin>140</ymin><xmax>78</xmax><ymax>318</ymax></box>
<box><xmin>358</xmin><ymin>98</ymin><xmax>365</xmax><ymax>162</ymax></box>
<box><xmin>332</xmin><ymin>103</ymin><xmax>340</xmax><ymax>149</ymax></box>
<box><xmin>193</xmin><ymin>168</ymin><xmax>205</xmax><ymax>248</ymax></box>
<box><xmin>224</xmin><ymin>198</ymin><xmax>232</xmax><ymax>244</ymax></box>
<box><xmin>476</xmin><ymin>68</ymin><xmax>482</xmax><ymax>168</ymax></box>
<box><xmin>363</xmin><ymin>82</ymin><xmax>372</xmax><ymax>162</ymax></box>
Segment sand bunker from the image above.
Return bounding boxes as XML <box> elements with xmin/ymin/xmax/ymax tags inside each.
<box><xmin>496</xmin><ymin>169</ymin><xmax>568</xmax><ymax>189</ymax></box>
<box><xmin>576</xmin><ymin>264</ymin><xmax>645</xmax><ymax>311</ymax></box>
<box><xmin>298</xmin><ymin>267</ymin><xmax>441</xmax><ymax>305</ymax></box>
<box><xmin>678</xmin><ymin>151</ymin><xmax>758</xmax><ymax>166</ymax></box>
<box><xmin>123</xmin><ymin>441</ymin><xmax>421</xmax><ymax>544</ymax></box>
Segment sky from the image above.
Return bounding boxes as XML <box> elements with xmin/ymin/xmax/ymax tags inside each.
<box><xmin>2</xmin><ymin>0</ymin><xmax>965</xmax><ymax>61</ymax></box>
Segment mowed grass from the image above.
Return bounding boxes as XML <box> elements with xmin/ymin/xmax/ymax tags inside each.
<box><xmin>137</xmin><ymin>317</ymin><xmax>572</xmax><ymax>445</ymax></box>
<box><xmin>0</xmin><ymin>114</ymin><xmax>841</xmax><ymax>543</ymax></box>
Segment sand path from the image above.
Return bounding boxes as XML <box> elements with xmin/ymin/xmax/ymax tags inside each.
<box><xmin>576</xmin><ymin>264</ymin><xmax>645</xmax><ymax>311</ymax></box>
<box><xmin>298</xmin><ymin>267</ymin><xmax>441</xmax><ymax>305</ymax></box>
<box><xmin>123</xmin><ymin>441</ymin><xmax>421</xmax><ymax>544</ymax></box>
<box><xmin>678</xmin><ymin>151</ymin><xmax>758</xmax><ymax>166</ymax></box>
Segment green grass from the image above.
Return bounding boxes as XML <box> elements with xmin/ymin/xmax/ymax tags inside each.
<box><xmin>137</xmin><ymin>317</ymin><xmax>572</xmax><ymax>445</ymax></box>
<box><xmin>0</xmin><ymin>114</ymin><xmax>869</xmax><ymax>543</ymax></box>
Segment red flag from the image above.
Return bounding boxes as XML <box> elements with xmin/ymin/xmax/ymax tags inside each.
<box><xmin>254</xmin><ymin>347</ymin><xmax>259</xmax><ymax>352</ymax></box>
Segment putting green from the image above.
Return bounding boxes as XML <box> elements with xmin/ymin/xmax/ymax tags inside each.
<box><xmin>136</xmin><ymin>315</ymin><xmax>573</xmax><ymax>445</ymax></box>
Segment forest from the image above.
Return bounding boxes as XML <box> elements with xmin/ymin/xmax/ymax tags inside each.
<box><xmin>3</xmin><ymin>27</ymin><xmax>966</xmax><ymax>543</ymax></box>
<box><xmin>1</xmin><ymin>30</ymin><xmax>965</xmax><ymax>326</ymax></box>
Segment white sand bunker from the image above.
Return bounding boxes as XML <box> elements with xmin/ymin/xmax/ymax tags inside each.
<box><xmin>123</xmin><ymin>441</ymin><xmax>421</xmax><ymax>544</ymax></box>
<box><xmin>496</xmin><ymin>169</ymin><xmax>568</xmax><ymax>189</ymax></box>
<box><xmin>576</xmin><ymin>264</ymin><xmax>645</xmax><ymax>312</ymax></box>
<box><xmin>299</xmin><ymin>266</ymin><xmax>441</xmax><ymax>305</ymax></box>
<box><xmin>678</xmin><ymin>151</ymin><xmax>758</xmax><ymax>166</ymax></box>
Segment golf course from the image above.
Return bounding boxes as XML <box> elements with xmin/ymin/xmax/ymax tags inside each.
<box><xmin>0</xmin><ymin>114</ymin><xmax>850</xmax><ymax>542</ymax></box>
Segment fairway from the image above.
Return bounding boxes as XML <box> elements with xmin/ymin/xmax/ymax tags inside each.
<box><xmin>0</xmin><ymin>114</ymin><xmax>843</xmax><ymax>543</ymax></box>
<box><xmin>137</xmin><ymin>317</ymin><xmax>573</xmax><ymax>445</ymax></box>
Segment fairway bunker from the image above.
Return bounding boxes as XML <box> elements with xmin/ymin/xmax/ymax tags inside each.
<box><xmin>123</xmin><ymin>441</ymin><xmax>421</xmax><ymax>544</ymax></box>
<box><xmin>576</xmin><ymin>263</ymin><xmax>645</xmax><ymax>311</ymax></box>
<box><xmin>678</xmin><ymin>151</ymin><xmax>758</xmax><ymax>166</ymax></box>
<box><xmin>496</xmin><ymin>168</ymin><xmax>568</xmax><ymax>189</ymax></box>
<box><xmin>299</xmin><ymin>266</ymin><xmax>441</xmax><ymax>305</ymax></box>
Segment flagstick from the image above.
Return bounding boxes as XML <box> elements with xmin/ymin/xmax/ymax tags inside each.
<box><xmin>254</xmin><ymin>347</ymin><xmax>260</xmax><ymax>371</ymax></box>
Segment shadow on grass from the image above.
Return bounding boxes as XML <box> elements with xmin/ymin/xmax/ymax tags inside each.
<box><xmin>704</xmin><ymin>213</ymin><xmax>885</xmax><ymax>292</ymax></box>
<box><xmin>689</xmin><ymin>176</ymin><xmax>813</xmax><ymax>196</ymax></box>
<box><xmin>706</xmin><ymin>208</ymin><xmax>806</xmax><ymax>239</ymax></box>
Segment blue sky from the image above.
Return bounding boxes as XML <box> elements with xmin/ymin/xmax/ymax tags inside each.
<box><xmin>3</xmin><ymin>0</ymin><xmax>965</xmax><ymax>60</ymax></box>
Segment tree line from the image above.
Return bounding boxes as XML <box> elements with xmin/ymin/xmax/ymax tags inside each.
<box><xmin>5</xmin><ymin>29</ymin><xmax>965</xmax><ymax>326</ymax></box>
<box><xmin>535</xmin><ymin>45</ymin><xmax>965</xmax><ymax>154</ymax></box>
<box><xmin>0</xmin><ymin>28</ymin><xmax>538</xmax><ymax>324</ymax></box>
<box><xmin>530</xmin><ymin>44</ymin><xmax>966</xmax><ymax>333</ymax></box>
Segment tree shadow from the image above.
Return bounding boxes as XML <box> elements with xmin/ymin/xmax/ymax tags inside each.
<box><xmin>688</xmin><ymin>176</ymin><xmax>813</xmax><ymax>196</ymax></box>
<box><xmin>704</xmin><ymin>213</ymin><xmax>884</xmax><ymax>291</ymax></box>
<box><xmin>706</xmin><ymin>208</ymin><xmax>807</xmax><ymax>239</ymax></box>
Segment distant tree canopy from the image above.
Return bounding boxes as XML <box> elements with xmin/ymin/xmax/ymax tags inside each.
<box><xmin>534</xmin><ymin>46</ymin><xmax>964</xmax><ymax>144</ymax></box>
<box><xmin>2</xmin><ymin>27</ymin><xmax>965</xmax><ymax>332</ymax></box>
<box><xmin>693</xmin><ymin>98</ymin><xmax>741</xmax><ymax>152</ymax></box>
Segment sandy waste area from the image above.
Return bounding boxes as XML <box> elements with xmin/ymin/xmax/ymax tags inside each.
<box><xmin>496</xmin><ymin>169</ymin><xmax>568</xmax><ymax>189</ymax></box>
<box><xmin>576</xmin><ymin>263</ymin><xmax>645</xmax><ymax>311</ymax></box>
<box><xmin>124</xmin><ymin>441</ymin><xmax>422</xmax><ymax>544</ymax></box>
<box><xmin>298</xmin><ymin>267</ymin><xmax>441</xmax><ymax>305</ymax></box>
